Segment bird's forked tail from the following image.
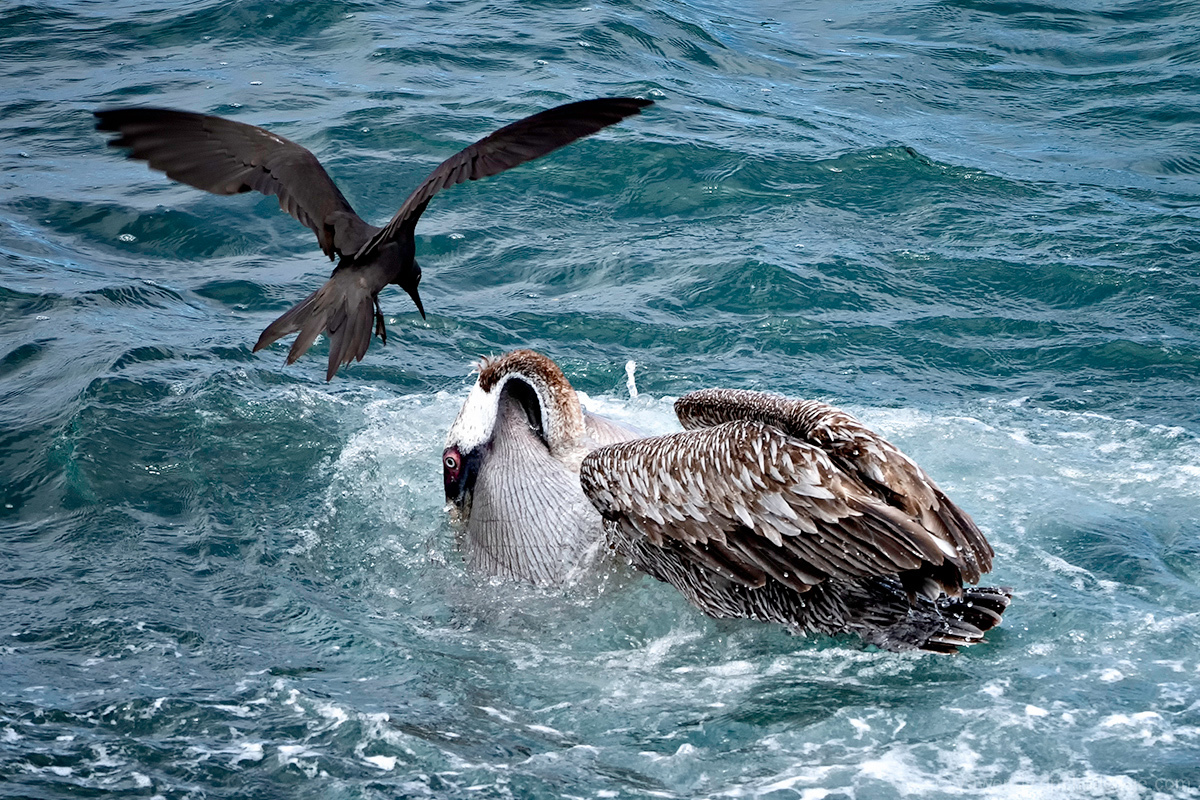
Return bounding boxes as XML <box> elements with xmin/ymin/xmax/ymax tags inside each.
<box><xmin>253</xmin><ymin>270</ymin><xmax>386</xmax><ymax>381</ymax></box>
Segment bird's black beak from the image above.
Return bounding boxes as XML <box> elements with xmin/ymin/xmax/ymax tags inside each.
<box><xmin>407</xmin><ymin>285</ymin><xmax>426</xmax><ymax>320</ymax></box>
<box><xmin>443</xmin><ymin>445</ymin><xmax>483</xmax><ymax>517</ymax></box>
<box><xmin>402</xmin><ymin>265</ymin><xmax>426</xmax><ymax>320</ymax></box>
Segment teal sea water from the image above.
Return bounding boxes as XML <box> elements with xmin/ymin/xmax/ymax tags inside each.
<box><xmin>3</xmin><ymin>0</ymin><xmax>1200</xmax><ymax>797</ymax></box>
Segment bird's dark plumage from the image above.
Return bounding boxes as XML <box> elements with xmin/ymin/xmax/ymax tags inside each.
<box><xmin>95</xmin><ymin>98</ymin><xmax>652</xmax><ymax>380</ymax></box>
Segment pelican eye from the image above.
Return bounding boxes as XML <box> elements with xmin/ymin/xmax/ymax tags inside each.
<box><xmin>444</xmin><ymin>454</ymin><xmax>459</xmax><ymax>471</ymax></box>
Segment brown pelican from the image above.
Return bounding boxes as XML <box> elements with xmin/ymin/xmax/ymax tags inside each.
<box><xmin>94</xmin><ymin>98</ymin><xmax>652</xmax><ymax>380</ymax></box>
<box><xmin>443</xmin><ymin>350</ymin><xmax>640</xmax><ymax>585</ymax></box>
<box><xmin>444</xmin><ymin>350</ymin><xmax>1010</xmax><ymax>653</ymax></box>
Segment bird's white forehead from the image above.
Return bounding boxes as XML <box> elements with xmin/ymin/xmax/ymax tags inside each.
<box><xmin>445</xmin><ymin>377</ymin><xmax>504</xmax><ymax>452</ymax></box>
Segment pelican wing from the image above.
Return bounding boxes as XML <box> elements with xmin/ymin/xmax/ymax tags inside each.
<box><xmin>354</xmin><ymin>97</ymin><xmax>652</xmax><ymax>259</ymax></box>
<box><xmin>674</xmin><ymin>389</ymin><xmax>993</xmax><ymax>582</ymax></box>
<box><xmin>580</xmin><ymin>421</ymin><xmax>966</xmax><ymax>595</ymax></box>
<box><xmin>95</xmin><ymin>107</ymin><xmax>373</xmax><ymax>259</ymax></box>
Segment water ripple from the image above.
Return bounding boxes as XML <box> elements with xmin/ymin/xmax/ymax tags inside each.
<box><xmin>3</xmin><ymin>0</ymin><xmax>1200</xmax><ymax>796</ymax></box>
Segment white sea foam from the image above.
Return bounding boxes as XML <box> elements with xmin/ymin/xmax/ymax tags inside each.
<box><xmin>231</xmin><ymin>742</ymin><xmax>264</xmax><ymax>765</ymax></box>
<box><xmin>363</xmin><ymin>754</ymin><xmax>396</xmax><ymax>770</ymax></box>
<box><xmin>14</xmin><ymin>388</ymin><xmax>1185</xmax><ymax>800</ymax></box>
<box><xmin>285</xmin><ymin>378</ymin><xmax>1200</xmax><ymax>799</ymax></box>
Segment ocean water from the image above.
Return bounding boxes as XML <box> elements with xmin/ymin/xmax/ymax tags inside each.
<box><xmin>2</xmin><ymin>0</ymin><xmax>1199</xmax><ymax>797</ymax></box>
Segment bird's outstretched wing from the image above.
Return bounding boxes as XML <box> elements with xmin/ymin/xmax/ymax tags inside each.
<box><xmin>580</xmin><ymin>420</ymin><xmax>969</xmax><ymax>597</ymax></box>
<box><xmin>674</xmin><ymin>388</ymin><xmax>993</xmax><ymax>582</ymax></box>
<box><xmin>96</xmin><ymin>99</ymin><xmax>652</xmax><ymax>381</ymax></box>
<box><xmin>94</xmin><ymin>108</ymin><xmax>374</xmax><ymax>258</ymax></box>
<box><xmin>354</xmin><ymin>97</ymin><xmax>653</xmax><ymax>260</ymax></box>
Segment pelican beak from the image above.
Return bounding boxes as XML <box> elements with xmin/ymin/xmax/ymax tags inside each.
<box><xmin>443</xmin><ymin>445</ymin><xmax>483</xmax><ymax>517</ymax></box>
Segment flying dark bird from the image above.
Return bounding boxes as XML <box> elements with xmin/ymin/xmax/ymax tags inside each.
<box><xmin>443</xmin><ymin>349</ymin><xmax>1010</xmax><ymax>652</ymax></box>
<box><xmin>94</xmin><ymin>98</ymin><xmax>652</xmax><ymax>380</ymax></box>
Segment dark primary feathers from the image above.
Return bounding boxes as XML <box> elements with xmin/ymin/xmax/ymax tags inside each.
<box><xmin>93</xmin><ymin>108</ymin><xmax>367</xmax><ymax>259</ymax></box>
<box><xmin>94</xmin><ymin>98</ymin><xmax>652</xmax><ymax>379</ymax></box>
<box><xmin>355</xmin><ymin>98</ymin><xmax>656</xmax><ymax>260</ymax></box>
